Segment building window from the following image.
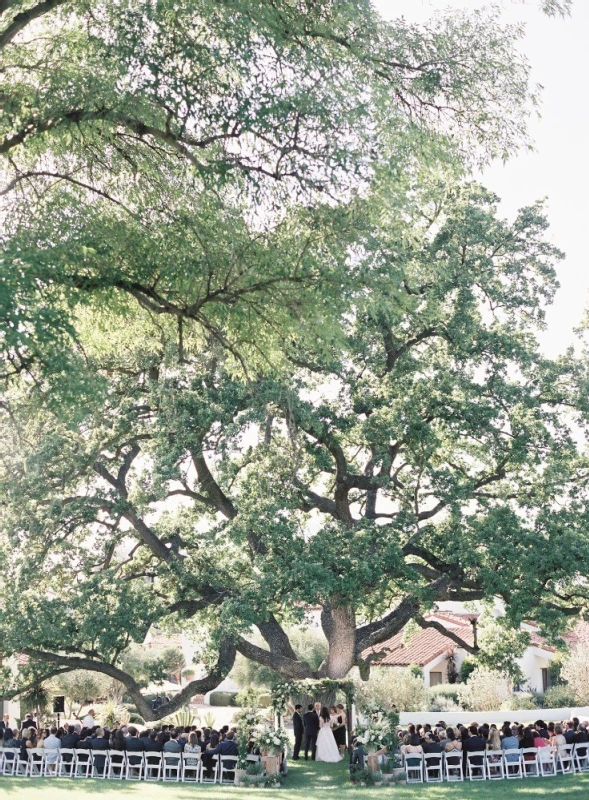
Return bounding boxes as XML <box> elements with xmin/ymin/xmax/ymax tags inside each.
<box><xmin>541</xmin><ymin>668</ymin><xmax>549</xmax><ymax>692</ymax></box>
<box><xmin>430</xmin><ymin>671</ymin><xmax>443</xmax><ymax>687</ymax></box>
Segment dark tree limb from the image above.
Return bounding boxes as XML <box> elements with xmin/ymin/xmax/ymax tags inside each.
<box><xmin>414</xmin><ymin>614</ymin><xmax>479</xmax><ymax>655</ymax></box>
<box><xmin>235</xmin><ymin>637</ymin><xmax>314</xmax><ymax>679</ymax></box>
<box><xmin>19</xmin><ymin>642</ymin><xmax>236</xmax><ymax>721</ymax></box>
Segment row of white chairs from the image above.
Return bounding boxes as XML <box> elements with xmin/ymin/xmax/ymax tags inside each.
<box><xmin>0</xmin><ymin>747</ymin><xmax>249</xmax><ymax>784</ymax></box>
<box><xmin>400</xmin><ymin>745</ymin><xmax>589</xmax><ymax>783</ymax></box>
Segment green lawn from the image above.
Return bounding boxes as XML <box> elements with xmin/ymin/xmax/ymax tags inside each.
<box><xmin>1</xmin><ymin>760</ymin><xmax>589</xmax><ymax>798</ymax></box>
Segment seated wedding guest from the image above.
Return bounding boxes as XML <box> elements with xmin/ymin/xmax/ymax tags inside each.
<box><xmin>125</xmin><ymin>726</ymin><xmax>144</xmax><ymax>768</ymax></box>
<box><xmin>486</xmin><ymin>727</ymin><xmax>501</xmax><ymax>751</ymax></box>
<box><xmin>443</xmin><ymin>728</ymin><xmax>462</xmax><ymax>753</ymax></box>
<box><xmin>205</xmin><ymin>730</ymin><xmax>238</xmax><ymax>773</ymax></box>
<box><xmin>44</xmin><ymin>727</ymin><xmax>62</xmax><ymax>772</ymax></box>
<box><xmin>500</xmin><ymin>725</ymin><xmax>520</xmax><ymax>762</ymax></box>
<box><xmin>552</xmin><ymin>724</ymin><xmax>567</xmax><ymax>752</ymax></box>
<box><xmin>20</xmin><ymin>727</ymin><xmax>37</xmax><ymax>766</ymax></box>
<box><xmin>183</xmin><ymin>732</ymin><xmax>201</xmax><ymax>767</ymax></box>
<box><xmin>163</xmin><ymin>729</ymin><xmax>183</xmax><ymax>765</ymax></box>
<box><xmin>148</xmin><ymin>731</ymin><xmax>163</xmax><ymax>752</ymax></box>
<box><xmin>139</xmin><ymin>729</ymin><xmax>152</xmax><ymax>750</ymax></box>
<box><xmin>532</xmin><ymin>728</ymin><xmax>552</xmax><ymax>759</ymax></box>
<box><xmin>181</xmin><ymin>726</ymin><xmax>191</xmax><ymax>742</ymax></box>
<box><xmin>61</xmin><ymin>724</ymin><xmax>79</xmax><ymax>750</ymax></box>
<box><xmin>564</xmin><ymin>722</ymin><xmax>576</xmax><ymax>744</ymax></box>
<box><xmin>77</xmin><ymin>728</ymin><xmax>91</xmax><ymax>750</ymax></box>
<box><xmin>401</xmin><ymin>733</ymin><xmax>423</xmax><ymax>768</ymax></box>
<box><xmin>423</xmin><ymin>733</ymin><xmax>444</xmax><ymax>754</ymax></box>
<box><xmin>90</xmin><ymin>727</ymin><xmax>110</xmax><ymax>776</ymax></box>
<box><xmin>519</xmin><ymin>727</ymin><xmax>536</xmax><ymax>761</ymax></box>
<box><xmin>4</xmin><ymin>729</ymin><xmax>21</xmax><ymax>768</ymax></box>
<box><xmin>200</xmin><ymin>733</ymin><xmax>220</xmax><ymax>778</ymax></box>
<box><xmin>59</xmin><ymin>726</ymin><xmax>77</xmax><ymax>772</ymax></box>
<box><xmin>111</xmin><ymin>729</ymin><xmax>126</xmax><ymax>751</ymax></box>
<box><xmin>535</xmin><ymin>720</ymin><xmax>549</xmax><ymax>740</ymax></box>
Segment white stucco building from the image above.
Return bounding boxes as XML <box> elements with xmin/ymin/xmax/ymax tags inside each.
<box><xmin>362</xmin><ymin>611</ymin><xmax>557</xmax><ymax>692</ymax></box>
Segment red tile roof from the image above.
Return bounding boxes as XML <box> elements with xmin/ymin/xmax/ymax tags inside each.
<box><xmin>363</xmin><ymin>618</ymin><xmax>475</xmax><ymax>668</ymax></box>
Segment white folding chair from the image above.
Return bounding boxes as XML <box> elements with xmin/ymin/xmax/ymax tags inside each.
<box><xmin>556</xmin><ymin>745</ymin><xmax>575</xmax><ymax>774</ymax></box>
<box><xmin>405</xmin><ymin>753</ymin><xmax>424</xmax><ymax>783</ymax></box>
<box><xmin>503</xmin><ymin>749</ymin><xmax>523</xmax><ymax>779</ymax></box>
<box><xmin>521</xmin><ymin>748</ymin><xmax>540</xmax><ymax>777</ymax></box>
<box><xmin>125</xmin><ymin>751</ymin><xmax>145</xmax><ymax>780</ymax></box>
<box><xmin>27</xmin><ymin>748</ymin><xmax>46</xmax><ymax>777</ymax></box>
<box><xmin>467</xmin><ymin>751</ymin><xmax>486</xmax><ymax>781</ymax></box>
<box><xmin>485</xmin><ymin>750</ymin><xmax>505</xmax><ymax>780</ymax></box>
<box><xmin>444</xmin><ymin>751</ymin><xmax>464</xmax><ymax>782</ymax></box>
<box><xmin>162</xmin><ymin>752</ymin><xmax>181</xmax><ymax>781</ymax></box>
<box><xmin>2</xmin><ymin>747</ymin><xmax>19</xmax><ymax>776</ymax></box>
<box><xmin>574</xmin><ymin>743</ymin><xmax>589</xmax><ymax>773</ymax></box>
<box><xmin>538</xmin><ymin>746</ymin><xmax>557</xmax><ymax>776</ymax></box>
<box><xmin>181</xmin><ymin>751</ymin><xmax>201</xmax><ymax>782</ymax></box>
<box><xmin>106</xmin><ymin>750</ymin><xmax>126</xmax><ymax>779</ymax></box>
<box><xmin>423</xmin><ymin>753</ymin><xmax>444</xmax><ymax>783</ymax></box>
<box><xmin>218</xmin><ymin>754</ymin><xmax>238</xmax><ymax>784</ymax></box>
<box><xmin>73</xmin><ymin>749</ymin><xmax>93</xmax><ymax>778</ymax></box>
<box><xmin>43</xmin><ymin>749</ymin><xmax>60</xmax><ymax>776</ymax></box>
<box><xmin>144</xmin><ymin>751</ymin><xmax>163</xmax><ymax>781</ymax></box>
<box><xmin>57</xmin><ymin>747</ymin><xmax>76</xmax><ymax>777</ymax></box>
<box><xmin>14</xmin><ymin>748</ymin><xmax>29</xmax><ymax>776</ymax></box>
<box><xmin>2</xmin><ymin>747</ymin><xmax>20</xmax><ymax>775</ymax></box>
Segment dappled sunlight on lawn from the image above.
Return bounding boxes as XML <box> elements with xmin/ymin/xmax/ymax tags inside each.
<box><xmin>1</xmin><ymin>765</ymin><xmax>589</xmax><ymax>800</ymax></box>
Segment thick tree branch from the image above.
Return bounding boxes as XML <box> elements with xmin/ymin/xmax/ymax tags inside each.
<box><xmin>415</xmin><ymin>614</ymin><xmax>479</xmax><ymax>655</ymax></box>
<box><xmin>235</xmin><ymin>636</ymin><xmax>314</xmax><ymax>679</ymax></box>
<box><xmin>0</xmin><ymin>0</ymin><xmax>70</xmax><ymax>50</ymax></box>
<box><xmin>20</xmin><ymin>642</ymin><xmax>236</xmax><ymax>721</ymax></box>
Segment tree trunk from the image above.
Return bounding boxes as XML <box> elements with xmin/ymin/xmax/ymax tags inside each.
<box><xmin>324</xmin><ymin>604</ymin><xmax>356</xmax><ymax>679</ymax></box>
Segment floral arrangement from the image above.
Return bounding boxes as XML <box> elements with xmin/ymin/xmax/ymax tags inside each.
<box><xmin>354</xmin><ymin>700</ymin><xmax>399</xmax><ymax>753</ymax></box>
<box><xmin>255</xmin><ymin>726</ymin><xmax>290</xmax><ymax>756</ymax></box>
<box><xmin>234</xmin><ymin>705</ymin><xmax>266</xmax><ymax>769</ymax></box>
<box><xmin>270</xmin><ymin>681</ymin><xmax>292</xmax><ymax>716</ymax></box>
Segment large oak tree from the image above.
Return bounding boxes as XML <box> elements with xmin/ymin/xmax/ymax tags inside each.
<box><xmin>1</xmin><ymin>0</ymin><xmax>585</xmax><ymax>719</ymax></box>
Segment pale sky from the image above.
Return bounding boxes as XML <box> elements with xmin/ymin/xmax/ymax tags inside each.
<box><xmin>373</xmin><ymin>0</ymin><xmax>589</xmax><ymax>357</ymax></box>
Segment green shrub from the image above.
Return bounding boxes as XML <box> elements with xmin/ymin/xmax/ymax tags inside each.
<box><xmin>258</xmin><ymin>693</ymin><xmax>272</xmax><ymax>708</ymax></box>
<box><xmin>460</xmin><ymin>658</ymin><xmax>477</xmax><ymax>683</ymax></box>
<box><xmin>500</xmin><ymin>693</ymin><xmax>538</xmax><ymax>711</ymax></box>
<box><xmin>541</xmin><ymin>684</ymin><xmax>577</xmax><ymax>708</ymax></box>
<box><xmin>427</xmin><ymin>684</ymin><xmax>461</xmax><ymax>703</ymax></box>
<box><xmin>355</xmin><ymin>667</ymin><xmax>427</xmax><ymax>712</ymax></box>
<box><xmin>209</xmin><ymin>691</ymin><xmax>238</xmax><ymax>706</ymax></box>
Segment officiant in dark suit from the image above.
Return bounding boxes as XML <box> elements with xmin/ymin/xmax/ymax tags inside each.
<box><xmin>303</xmin><ymin>704</ymin><xmax>320</xmax><ymax>760</ymax></box>
<box><xmin>292</xmin><ymin>705</ymin><xmax>304</xmax><ymax>760</ymax></box>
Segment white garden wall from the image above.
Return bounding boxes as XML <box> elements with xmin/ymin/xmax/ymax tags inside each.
<box><xmin>398</xmin><ymin>706</ymin><xmax>589</xmax><ymax>726</ymax></box>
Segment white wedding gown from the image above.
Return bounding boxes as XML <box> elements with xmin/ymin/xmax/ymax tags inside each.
<box><xmin>315</xmin><ymin>718</ymin><xmax>343</xmax><ymax>763</ymax></box>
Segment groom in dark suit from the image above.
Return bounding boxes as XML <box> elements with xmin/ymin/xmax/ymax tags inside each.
<box><xmin>303</xmin><ymin>704</ymin><xmax>320</xmax><ymax>760</ymax></box>
<box><xmin>292</xmin><ymin>705</ymin><xmax>304</xmax><ymax>760</ymax></box>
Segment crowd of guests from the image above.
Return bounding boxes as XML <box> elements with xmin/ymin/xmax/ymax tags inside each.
<box><xmin>0</xmin><ymin>712</ymin><xmax>239</xmax><ymax>776</ymax></box>
<box><xmin>396</xmin><ymin>717</ymin><xmax>589</xmax><ymax>770</ymax></box>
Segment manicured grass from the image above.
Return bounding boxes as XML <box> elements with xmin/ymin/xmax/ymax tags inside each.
<box><xmin>2</xmin><ymin>760</ymin><xmax>589</xmax><ymax>798</ymax></box>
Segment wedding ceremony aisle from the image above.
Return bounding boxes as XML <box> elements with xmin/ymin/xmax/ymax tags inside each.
<box><xmin>2</xmin><ymin>760</ymin><xmax>589</xmax><ymax>799</ymax></box>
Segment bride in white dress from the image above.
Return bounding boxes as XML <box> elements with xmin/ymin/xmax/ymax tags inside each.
<box><xmin>315</xmin><ymin>706</ymin><xmax>343</xmax><ymax>762</ymax></box>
